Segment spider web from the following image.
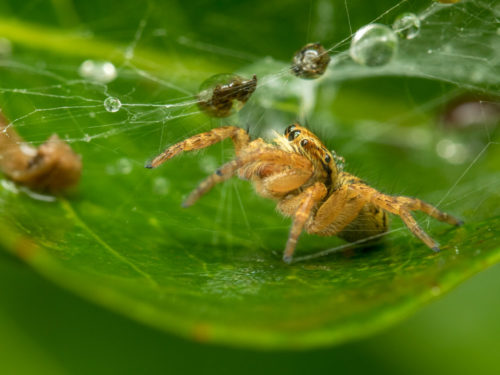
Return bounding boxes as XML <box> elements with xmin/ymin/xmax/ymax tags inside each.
<box><xmin>0</xmin><ymin>0</ymin><xmax>499</xmax><ymax>260</ymax></box>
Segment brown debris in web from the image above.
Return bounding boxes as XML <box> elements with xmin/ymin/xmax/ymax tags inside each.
<box><xmin>292</xmin><ymin>43</ymin><xmax>331</xmax><ymax>79</ymax></box>
<box><xmin>0</xmin><ymin>111</ymin><xmax>82</xmax><ymax>193</ymax></box>
<box><xmin>197</xmin><ymin>74</ymin><xmax>257</xmax><ymax>117</ymax></box>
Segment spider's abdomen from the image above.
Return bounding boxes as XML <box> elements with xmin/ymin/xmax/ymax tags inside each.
<box><xmin>336</xmin><ymin>203</ymin><xmax>389</xmax><ymax>242</ymax></box>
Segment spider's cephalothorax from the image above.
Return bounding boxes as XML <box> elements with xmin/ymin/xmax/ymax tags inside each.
<box><xmin>278</xmin><ymin>124</ymin><xmax>338</xmax><ymax>190</ymax></box>
<box><xmin>147</xmin><ymin>124</ymin><xmax>462</xmax><ymax>263</ymax></box>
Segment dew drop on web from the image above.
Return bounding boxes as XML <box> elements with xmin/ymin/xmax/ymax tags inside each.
<box><xmin>350</xmin><ymin>24</ymin><xmax>398</xmax><ymax>67</ymax></box>
<box><xmin>103</xmin><ymin>97</ymin><xmax>122</xmax><ymax>113</ymax></box>
<box><xmin>393</xmin><ymin>13</ymin><xmax>421</xmax><ymax>40</ymax></box>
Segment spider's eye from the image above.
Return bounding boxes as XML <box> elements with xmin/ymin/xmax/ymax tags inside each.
<box><xmin>300</xmin><ymin>139</ymin><xmax>309</xmax><ymax>147</ymax></box>
<box><xmin>284</xmin><ymin>124</ymin><xmax>296</xmax><ymax>135</ymax></box>
<box><xmin>324</xmin><ymin>154</ymin><xmax>331</xmax><ymax>163</ymax></box>
<box><xmin>288</xmin><ymin>130</ymin><xmax>301</xmax><ymax>141</ymax></box>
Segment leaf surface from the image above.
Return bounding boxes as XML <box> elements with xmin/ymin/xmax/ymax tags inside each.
<box><xmin>0</xmin><ymin>0</ymin><xmax>499</xmax><ymax>348</ymax></box>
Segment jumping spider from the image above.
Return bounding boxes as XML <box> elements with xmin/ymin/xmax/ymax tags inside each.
<box><xmin>146</xmin><ymin>124</ymin><xmax>462</xmax><ymax>263</ymax></box>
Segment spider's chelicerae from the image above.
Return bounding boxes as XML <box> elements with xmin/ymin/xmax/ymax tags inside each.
<box><xmin>147</xmin><ymin>124</ymin><xmax>462</xmax><ymax>263</ymax></box>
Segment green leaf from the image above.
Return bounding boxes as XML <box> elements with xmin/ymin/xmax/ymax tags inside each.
<box><xmin>0</xmin><ymin>0</ymin><xmax>499</xmax><ymax>349</ymax></box>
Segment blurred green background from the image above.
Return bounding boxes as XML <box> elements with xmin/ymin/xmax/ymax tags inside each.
<box><xmin>0</xmin><ymin>0</ymin><xmax>499</xmax><ymax>373</ymax></box>
<box><xmin>1</xmin><ymin>251</ymin><xmax>499</xmax><ymax>375</ymax></box>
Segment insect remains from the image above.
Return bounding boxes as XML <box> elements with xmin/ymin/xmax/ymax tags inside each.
<box><xmin>197</xmin><ymin>74</ymin><xmax>257</xmax><ymax>117</ymax></box>
<box><xmin>292</xmin><ymin>43</ymin><xmax>331</xmax><ymax>79</ymax></box>
<box><xmin>0</xmin><ymin>111</ymin><xmax>82</xmax><ymax>192</ymax></box>
<box><xmin>147</xmin><ymin>124</ymin><xmax>462</xmax><ymax>263</ymax></box>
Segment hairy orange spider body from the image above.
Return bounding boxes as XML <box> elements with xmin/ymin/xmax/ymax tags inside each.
<box><xmin>146</xmin><ymin>124</ymin><xmax>462</xmax><ymax>263</ymax></box>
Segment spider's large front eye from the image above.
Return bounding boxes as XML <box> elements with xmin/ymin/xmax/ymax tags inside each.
<box><xmin>288</xmin><ymin>130</ymin><xmax>301</xmax><ymax>141</ymax></box>
<box><xmin>300</xmin><ymin>139</ymin><xmax>309</xmax><ymax>147</ymax></box>
<box><xmin>284</xmin><ymin>124</ymin><xmax>296</xmax><ymax>135</ymax></box>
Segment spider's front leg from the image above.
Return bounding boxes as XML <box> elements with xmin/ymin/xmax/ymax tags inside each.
<box><xmin>146</xmin><ymin>126</ymin><xmax>250</xmax><ymax>168</ymax></box>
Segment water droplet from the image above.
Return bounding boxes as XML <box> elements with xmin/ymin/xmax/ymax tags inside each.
<box><xmin>427</xmin><ymin>49</ymin><xmax>433</xmax><ymax>54</ymax></box>
<box><xmin>116</xmin><ymin>158</ymin><xmax>133</xmax><ymax>174</ymax></box>
<box><xmin>291</xmin><ymin>42</ymin><xmax>331</xmax><ymax>79</ymax></box>
<box><xmin>83</xmin><ymin>134</ymin><xmax>92</xmax><ymax>142</ymax></box>
<box><xmin>454</xmin><ymin>246</ymin><xmax>460</xmax><ymax>255</ymax></box>
<box><xmin>152</xmin><ymin>177</ymin><xmax>170</xmax><ymax>195</ymax></box>
<box><xmin>106</xmin><ymin>159</ymin><xmax>132</xmax><ymax>174</ymax></box>
<box><xmin>0</xmin><ymin>37</ymin><xmax>12</xmax><ymax>58</ymax></box>
<box><xmin>78</xmin><ymin>60</ymin><xmax>117</xmax><ymax>83</ymax></box>
<box><xmin>392</xmin><ymin>13</ymin><xmax>421</xmax><ymax>40</ymax></box>
<box><xmin>350</xmin><ymin>24</ymin><xmax>398</xmax><ymax>67</ymax></box>
<box><xmin>435</xmin><ymin>138</ymin><xmax>469</xmax><ymax>164</ymax></box>
<box><xmin>104</xmin><ymin>97</ymin><xmax>122</xmax><ymax>113</ymax></box>
<box><xmin>197</xmin><ymin>74</ymin><xmax>257</xmax><ymax>117</ymax></box>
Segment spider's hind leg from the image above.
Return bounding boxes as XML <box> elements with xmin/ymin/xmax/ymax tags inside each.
<box><xmin>399</xmin><ymin>209</ymin><xmax>440</xmax><ymax>251</ymax></box>
<box><xmin>369</xmin><ymin>191</ymin><xmax>462</xmax><ymax>251</ymax></box>
<box><xmin>403</xmin><ymin>198</ymin><xmax>463</xmax><ymax>226</ymax></box>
